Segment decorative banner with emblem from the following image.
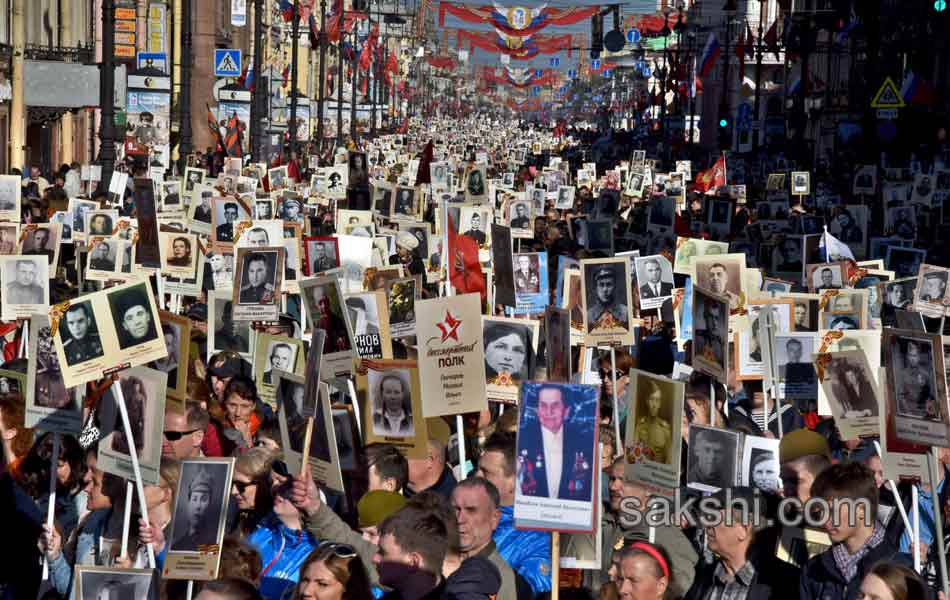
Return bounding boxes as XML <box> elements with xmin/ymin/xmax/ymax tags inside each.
<box><xmin>415</xmin><ymin>293</ymin><xmax>488</xmax><ymax>417</ymax></box>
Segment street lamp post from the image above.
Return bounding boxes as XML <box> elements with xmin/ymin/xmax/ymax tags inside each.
<box><xmin>98</xmin><ymin>0</ymin><xmax>117</xmax><ymax>190</ymax></box>
<box><xmin>179</xmin><ymin>0</ymin><xmax>193</xmax><ymax>171</ymax></box>
<box><xmin>250</xmin><ymin>0</ymin><xmax>264</xmax><ymax>161</ymax></box>
<box><xmin>289</xmin><ymin>0</ymin><xmax>300</xmax><ymax>158</ymax></box>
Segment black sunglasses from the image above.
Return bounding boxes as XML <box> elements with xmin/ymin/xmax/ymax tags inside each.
<box><xmin>163</xmin><ymin>428</ymin><xmax>200</xmax><ymax>441</ymax></box>
<box><xmin>320</xmin><ymin>541</ymin><xmax>357</xmax><ymax>558</ymax></box>
<box><xmin>232</xmin><ymin>480</ymin><xmax>256</xmax><ymax>494</ymax></box>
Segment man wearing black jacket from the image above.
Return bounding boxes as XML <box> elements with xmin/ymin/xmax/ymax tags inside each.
<box><xmin>799</xmin><ymin>462</ymin><xmax>912</xmax><ymax>600</ymax></box>
<box><xmin>685</xmin><ymin>487</ymin><xmax>799</xmax><ymax>600</ymax></box>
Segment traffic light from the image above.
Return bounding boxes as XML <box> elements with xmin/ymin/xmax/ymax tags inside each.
<box><xmin>718</xmin><ymin>117</ymin><xmax>731</xmax><ymax>149</ymax></box>
<box><xmin>936</xmin><ymin>0</ymin><xmax>947</xmax><ymax>11</ymax></box>
<box><xmin>591</xmin><ymin>13</ymin><xmax>604</xmax><ymax>58</ymax></box>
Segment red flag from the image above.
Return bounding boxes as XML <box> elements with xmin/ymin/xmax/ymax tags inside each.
<box><xmin>205</xmin><ymin>104</ymin><xmax>226</xmax><ymax>154</ymax></box>
<box><xmin>693</xmin><ymin>154</ymin><xmax>726</xmax><ymax>193</ymax></box>
<box><xmin>384</xmin><ymin>52</ymin><xmax>399</xmax><ymax>86</ymax></box>
<box><xmin>447</xmin><ymin>215</ymin><xmax>485</xmax><ymax>300</ymax></box>
<box><xmin>414</xmin><ymin>140</ymin><xmax>434</xmax><ymax>187</ymax></box>
<box><xmin>359</xmin><ymin>23</ymin><xmax>380</xmax><ymax>71</ymax></box>
<box><xmin>326</xmin><ymin>0</ymin><xmax>344</xmax><ymax>43</ymax></box>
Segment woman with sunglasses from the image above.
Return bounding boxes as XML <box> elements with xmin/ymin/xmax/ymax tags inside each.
<box><xmin>294</xmin><ymin>542</ymin><xmax>374</xmax><ymax>600</ymax></box>
<box><xmin>231</xmin><ymin>447</ymin><xmax>277</xmax><ymax>537</ymax></box>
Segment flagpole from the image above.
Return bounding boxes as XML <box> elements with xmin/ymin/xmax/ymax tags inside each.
<box><xmin>316</xmin><ymin>0</ymin><xmax>327</xmax><ymax>154</ymax></box>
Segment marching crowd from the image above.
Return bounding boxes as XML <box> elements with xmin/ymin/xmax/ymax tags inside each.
<box><xmin>0</xmin><ymin>114</ymin><xmax>949</xmax><ymax>600</ymax></box>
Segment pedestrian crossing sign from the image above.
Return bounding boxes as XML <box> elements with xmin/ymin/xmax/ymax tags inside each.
<box><xmin>870</xmin><ymin>76</ymin><xmax>905</xmax><ymax>109</ymax></box>
<box><xmin>214</xmin><ymin>49</ymin><xmax>242</xmax><ymax>77</ymax></box>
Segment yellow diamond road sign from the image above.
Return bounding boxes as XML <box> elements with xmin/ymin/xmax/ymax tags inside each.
<box><xmin>870</xmin><ymin>77</ymin><xmax>905</xmax><ymax>109</ymax></box>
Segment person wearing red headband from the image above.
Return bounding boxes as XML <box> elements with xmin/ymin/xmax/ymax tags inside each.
<box><xmin>616</xmin><ymin>541</ymin><xmax>671</xmax><ymax>600</ymax></box>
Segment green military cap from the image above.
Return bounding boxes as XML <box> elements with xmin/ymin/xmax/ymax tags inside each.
<box><xmin>779</xmin><ymin>429</ymin><xmax>831</xmax><ymax>464</ymax></box>
<box><xmin>358</xmin><ymin>490</ymin><xmax>407</xmax><ymax>529</ymax></box>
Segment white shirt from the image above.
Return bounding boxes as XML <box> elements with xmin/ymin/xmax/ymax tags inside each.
<box><xmin>540</xmin><ymin>425</ymin><xmax>564</xmax><ymax>498</ymax></box>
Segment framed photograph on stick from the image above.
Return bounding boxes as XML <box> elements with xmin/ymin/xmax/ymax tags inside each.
<box><xmin>26</xmin><ymin>316</ymin><xmax>81</xmax><ymax>433</ymax></box>
<box><xmin>884</xmin><ymin>329</ymin><xmax>949</xmax><ymax>447</ymax></box>
<box><xmin>581</xmin><ymin>257</ymin><xmax>634</xmax><ymax>346</ymax></box>
<box><xmin>691</xmin><ymin>286</ymin><xmax>729</xmax><ymax>383</ymax></box>
<box><xmin>815</xmin><ymin>350</ymin><xmax>879</xmax><ymax>439</ymax></box>
<box><xmin>75</xmin><ymin>566</ymin><xmax>157</xmax><ymax>599</ymax></box>
<box><xmin>164</xmin><ymin>457</ymin><xmax>235</xmax><ymax>580</ymax></box>
<box><xmin>483</xmin><ymin>316</ymin><xmax>538</xmax><ymax>405</ymax></box>
<box><xmin>623</xmin><ymin>370</ymin><xmax>683</xmax><ymax>497</ymax></box>
<box><xmin>148</xmin><ymin>311</ymin><xmax>191</xmax><ymax>404</ymax></box>
<box><xmin>514</xmin><ymin>381</ymin><xmax>599</xmax><ymax>532</ymax></box>
<box><xmin>253</xmin><ymin>333</ymin><xmax>306</xmax><ymax>410</ymax></box>
<box><xmin>356</xmin><ymin>359</ymin><xmax>427</xmax><ymax>459</ymax></box>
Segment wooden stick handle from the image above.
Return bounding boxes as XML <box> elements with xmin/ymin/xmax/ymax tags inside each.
<box><xmin>300</xmin><ymin>416</ymin><xmax>315</xmax><ymax>477</ymax></box>
<box><xmin>551</xmin><ymin>531</ymin><xmax>560</xmax><ymax>600</ymax></box>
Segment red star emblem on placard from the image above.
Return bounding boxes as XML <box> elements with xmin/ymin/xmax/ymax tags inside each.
<box><xmin>437</xmin><ymin>310</ymin><xmax>461</xmax><ymax>342</ymax></box>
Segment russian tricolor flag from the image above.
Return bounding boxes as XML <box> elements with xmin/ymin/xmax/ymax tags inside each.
<box><xmin>901</xmin><ymin>71</ymin><xmax>936</xmax><ymax>107</ymax></box>
<box><xmin>699</xmin><ymin>33</ymin><xmax>720</xmax><ymax>78</ymax></box>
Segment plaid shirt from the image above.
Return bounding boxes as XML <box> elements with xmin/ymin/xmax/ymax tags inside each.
<box><xmin>708</xmin><ymin>560</ymin><xmax>757</xmax><ymax>600</ymax></box>
<box><xmin>831</xmin><ymin>523</ymin><xmax>886</xmax><ymax>581</ymax></box>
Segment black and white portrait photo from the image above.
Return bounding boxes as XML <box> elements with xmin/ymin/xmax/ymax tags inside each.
<box><xmin>460</xmin><ymin>207</ymin><xmax>490</xmax><ymax>248</ymax></box>
<box><xmin>348</xmin><ymin>151</ymin><xmax>368</xmax><ymax>187</ymax></box>
<box><xmin>483</xmin><ymin>318</ymin><xmax>536</xmax><ymax>402</ymax></box>
<box><xmin>59</xmin><ymin>301</ymin><xmax>105</xmax><ymax>368</ymax></box>
<box><xmin>791</xmin><ymin>171</ymin><xmax>811</xmax><ymax>195</ymax></box>
<box><xmin>583</xmin><ymin>260</ymin><xmax>631</xmax><ymax>334</ymax></box>
<box><xmin>586</xmin><ymin>220</ymin><xmax>614</xmax><ymax>255</ymax></box>
<box><xmin>555</xmin><ymin>186</ymin><xmax>574</xmax><ymax>210</ymax></box>
<box><xmin>686</xmin><ymin>425</ymin><xmax>739</xmax><ymax>492</ymax></box>
<box><xmin>808</xmin><ymin>263</ymin><xmax>845</xmax><ymax>291</ymax></box>
<box><xmin>740</xmin><ymin>438</ymin><xmax>781</xmax><ymax>493</ymax></box>
<box><xmin>892</xmin><ymin>336</ymin><xmax>941</xmax><ymax>422</ymax></box>
<box><xmin>236</xmin><ymin>250</ymin><xmax>279</xmax><ymax>305</ymax></box>
<box><xmin>108</xmin><ymin>283</ymin><xmax>159</xmax><ymax>350</ymax></box>
<box><xmin>87</xmin><ymin>240</ymin><xmax>117</xmax><ymax>273</ymax></box>
<box><xmin>170</xmin><ymin>460</ymin><xmax>230</xmax><ymax>552</ymax></box>
<box><xmin>392</xmin><ymin>186</ymin><xmax>415</xmax><ymax>218</ymax></box>
<box><xmin>369</xmin><ymin>368</ymin><xmax>416</xmax><ymax>437</ymax></box>
<box><xmin>76</xmin><ymin>567</ymin><xmax>155</xmax><ymax>600</ymax></box>
<box><xmin>1</xmin><ymin>256</ymin><xmax>48</xmax><ymax>317</ymax></box>
<box><xmin>86</xmin><ymin>210</ymin><xmax>117</xmax><ymax>237</ymax></box>
<box><xmin>20</xmin><ymin>225</ymin><xmax>58</xmax><ymax>265</ymax></box>
<box><xmin>635</xmin><ymin>255</ymin><xmax>674</xmax><ymax>310</ymax></box>
<box><xmin>509</xmin><ymin>201</ymin><xmax>531</xmax><ymax>232</ymax></box>
<box><xmin>513</xmin><ymin>253</ymin><xmax>541</xmax><ymax>295</ymax></box>
<box><xmin>691</xmin><ymin>287</ymin><xmax>729</xmax><ymax>381</ymax></box>
<box><xmin>776</xmin><ymin>333</ymin><xmax>817</xmax><ymax>400</ymax></box>
<box><xmin>33</xmin><ymin>324</ymin><xmax>70</xmax><ymax>410</ymax></box>
<box><xmin>305</xmin><ymin>238</ymin><xmax>339</xmax><ymax>275</ymax></box>
<box><xmin>262</xmin><ymin>340</ymin><xmax>298</xmax><ymax>385</ymax></box>
<box><xmin>885</xmin><ymin>246</ymin><xmax>927</xmax><ymax>279</ymax></box>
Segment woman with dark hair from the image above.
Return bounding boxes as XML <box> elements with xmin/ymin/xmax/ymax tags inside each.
<box><xmin>859</xmin><ymin>562</ymin><xmax>928</xmax><ymax>600</ymax></box>
<box><xmin>16</xmin><ymin>432</ymin><xmax>86</xmax><ymax>538</ymax></box>
<box><xmin>112</xmin><ymin>376</ymin><xmax>147</xmax><ymax>455</ymax></box>
<box><xmin>834</xmin><ymin>208</ymin><xmax>863</xmax><ymax>243</ymax></box>
<box><xmin>371</xmin><ymin>373</ymin><xmax>414</xmax><ymax>436</ymax></box>
<box><xmin>830</xmin><ymin>358</ymin><xmax>877</xmax><ymax>418</ymax></box>
<box><xmin>484</xmin><ymin>322</ymin><xmax>532</xmax><ymax>384</ymax></box>
<box><xmin>294</xmin><ymin>542</ymin><xmax>375</xmax><ymax>600</ymax></box>
<box><xmin>211</xmin><ymin>375</ymin><xmax>265</xmax><ymax>455</ymax></box>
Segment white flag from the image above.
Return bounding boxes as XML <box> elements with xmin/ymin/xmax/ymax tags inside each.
<box><xmin>820</xmin><ymin>227</ymin><xmax>855</xmax><ymax>262</ymax></box>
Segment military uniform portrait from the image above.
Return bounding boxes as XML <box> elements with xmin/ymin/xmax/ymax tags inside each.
<box><xmin>1</xmin><ymin>256</ymin><xmax>48</xmax><ymax>319</ymax></box>
<box><xmin>211</xmin><ymin>296</ymin><xmax>250</xmax><ymax>355</ymax></box>
<box><xmin>170</xmin><ymin>461</ymin><xmax>230</xmax><ymax>553</ymax></box>
<box><xmin>581</xmin><ymin>259</ymin><xmax>631</xmax><ymax>337</ymax></box>
<box><xmin>304</xmin><ymin>237</ymin><xmax>339</xmax><ymax>275</ymax></box>
<box><xmin>76</xmin><ymin>567</ymin><xmax>155</xmax><ymax>600</ymax></box>
<box><xmin>512</xmin><ymin>254</ymin><xmax>541</xmax><ymax>295</ymax></box>
<box><xmin>460</xmin><ymin>207</ymin><xmax>489</xmax><ymax>248</ymax></box>
<box><xmin>87</xmin><ymin>240</ymin><xmax>117</xmax><ymax>274</ymax></box>
<box><xmin>691</xmin><ymin>286</ymin><xmax>729</xmax><ymax>382</ymax></box>
<box><xmin>686</xmin><ymin>425</ymin><xmax>739</xmax><ymax>492</ymax></box>
<box><xmin>20</xmin><ymin>225</ymin><xmax>58</xmax><ymax>265</ymax></box>
<box><xmin>33</xmin><ymin>325</ymin><xmax>70</xmax><ymax>409</ymax></box>
<box><xmin>236</xmin><ymin>249</ymin><xmax>279</xmax><ymax>305</ymax></box>
<box><xmin>509</xmin><ymin>201</ymin><xmax>531</xmax><ymax>232</ymax></box>
<box><xmin>212</xmin><ymin>198</ymin><xmax>248</xmax><ymax>244</ymax></box>
<box><xmin>58</xmin><ymin>301</ymin><xmax>105</xmax><ymax>368</ymax></box>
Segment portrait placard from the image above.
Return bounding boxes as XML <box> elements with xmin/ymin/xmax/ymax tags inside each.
<box><xmin>559</xmin><ymin>445</ymin><xmax>604</xmax><ymax>570</ymax></box>
<box><xmin>0</xmin><ymin>174</ymin><xmax>21</xmax><ymax>222</ymax></box>
<box><xmin>96</xmin><ymin>366</ymin><xmax>168</xmax><ymax>485</ymax></box>
<box><xmin>691</xmin><ymin>286</ymin><xmax>730</xmax><ymax>383</ymax></box>
<box><xmin>356</xmin><ymin>359</ymin><xmax>427</xmax><ymax>459</ymax></box>
<box><xmin>634</xmin><ymin>254</ymin><xmax>674</xmax><ymax>311</ymax></box>
<box><xmin>0</xmin><ymin>255</ymin><xmax>49</xmax><ymax>320</ymax></box>
<box><xmin>276</xmin><ymin>374</ymin><xmax>345</xmax><ymax>493</ymax></box>
<box><xmin>164</xmin><ymin>457</ymin><xmax>235</xmax><ymax>580</ymax></box>
<box><xmin>300</xmin><ymin>275</ymin><xmax>357</xmax><ymax>380</ymax></box>
<box><xmin>685</xmin><ymin>425</ymin><xmax>740</xmax><ymax>493</ymax></box>
<box><xmin>508</xmin><ymin>199</ymin><xmax>533</xmax><ymax>239</ymax></box>
<box><xmin>187</xmin><ymin>184</ymin><xmax>214</xmax><ymax>234</ymax></box>
<box><xmin>75</xmin><ymin>566</ymin><xmax>157</xmax><ymax>599</ymax></box>
<box><xmin>544</xmin><ymin>307</ymin><xmax>571</xmax><ymax>383</ymax></box>
<box><xmin>481</xmin><ymin>315</ymin><xmax>537</xmax><ymax>405</ymax></box>
<box><xmin>164</xmin><ymin>250</ymin><xmax>204</xmax><ymax>297</ymax></box>
<box><xmin>232</xmin><ymin>246</ymin><xmax>284</xmax><ymax>322</ymax></box>
<box><xmin>158</xmin><ymin>231</ymin><xmax>199</xmax><ymax>278</ymax></box>
<box><xmin>514</xmin><ymin>381</ymin><xmax>599</xmax><ymax>532</ymax></box>
<box><xmin>581</xmin><ymin>257</ymin><xmax>634</xmax><ymax>346</ymax></box>
<box><xmin>914</xmin><ymin>264</ymin><xmax>950</xmax><ymax>318</ymax></box>
<box><xmin>673</xmin><ymin>237</ymin><xmax>729</xmax><ymax>275</ymax></box>
<box><xmin>739</xmin><ymin>436</ymin><xmax>780</xmax><ymax>493</ymax></box>
<box><xmin>303</xmin><ymin>236</ymin><xmax>340</xmax><ymax>275</ymax></box>
<box><xmin>818</xmin><ymin>289</ymin><xmax>868</xmax><ymax>331</ymax></box>
<box><xmin>67</xmin><ymin>198</ymin><xmax>99</xmax><ymax>243</ymax></box>
<box><xmin>254</xmin><ymin>333</ymin><xmax>306</xmax><ymax>409</ymax></box>
<box><xmin>806</xmin><ymin>261</ymin><xmax>848</xmax><ymax>292</ymax></box>
<box><xmin>148</xmin><ymin>311</ymin><xmax>191</xmax><ymax>403</ymax></box>
<box><xmin>736</xmin><ymin>299</ymin><xmax>794</xmax><ymax>381</ymax></box>
<box><xmin>775</xmin><ymin>332</ymin><xmax>819</xmax><ymax>408</ymax></box>
<box><xmin>816</xmin><ymin>350</ymin><xmax>879</xmax><ymax>439</ymax></box>
<box><xmin>132</xmin><ymin>178</ymin><xmax>162</xmax><ymax>269</ymax></box>
<box><xmin>884</xmin><ymin>329</ymin><xmax>950</xmax><ymax>446</ymax></box>
<box><xmin>26</xmin><ymin>317</ymin><xmax>81</xmax><ymax>433</ymax></box>
<box><xmin>344</xmin><ymin>291</ymin><xmax>393</xmax><ymax>360</ymax></box>
<box><xmin>490</xmin><ymin>224</ymin><xmax>516</xmax><ymax>307</ymax></box>
<box><xmin>624</xmin><ymin>370</ymin><xmax>683</xmax><ymax>497</ymax></box>
<box><xmin>692</xmin><ymin>253</ymin><xmax>746</xmax><ymax>311</ymax></box>
<box><xmin>416</xmin><ymin>294</ymin><xmax>488</xmax><ymax>416</ymax></box>
<box><xmin>53</xmin><ymin>280</ymin><xmax>167</xmax><ymax>388</ymax></box>
<box><xmin>386</xmin><ymin>276</ymin><xmax>419</xmax><ymax>339</ymax></box>
<box><xmin>18</xmin><ymin>223</ymin><xmax>61</xmax><ymax>274</ymax></box>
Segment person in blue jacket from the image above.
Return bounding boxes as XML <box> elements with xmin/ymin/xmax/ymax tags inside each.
<box><xmin>476</xmin><ymin>432</ymin><xmax>552</xmax><ymax>595</ymax></box>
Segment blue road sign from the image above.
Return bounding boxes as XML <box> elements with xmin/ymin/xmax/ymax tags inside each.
<box><xmin>137</xmin><ymin>52</ymin><xmax>167</xmax><ymax>72</ymax></box>
<box><xmin>214</xmin><ymin>49</ymin><xmax>242</xmax><ymax>77</ymax></box>
<box><xmin>535</xmin><ymin>68</ymin><xmax>543</xmax><ymax>78</ymax></box>
<box><xmin>550</xmin><ymin>57</ymin><xmax>560</xmax><ymax>67</ymax></box>
<box><xmin>591</xmin><ymin>59</ymin><xmax>601</xmax><ymax>70</ymax></box>
<box><xmin>626</xmin><ymin>29</ymin><xmax>641</xmax><ymax>44</ymax></box>
<box><xmin>568</xmin><ymin>69</ymin><xmax>577</xmax><ymax>78</ymax></box>
<box><xmin>603</xmin><ymin>69</ymin><xmax>613</xmax><ymax>77</ymax></box>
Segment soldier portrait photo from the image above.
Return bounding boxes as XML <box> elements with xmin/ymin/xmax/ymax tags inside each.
<box><xmin>691</xmin><ymin>286</ymin><xmax>729</xmax><ymax>381</ymax></box>
<box><xmin>891</xmin><ymin>335</ymin><xmax>942</xmax><ymax>422</ymax></box>
<box><xmin>34</xmin><ymin>325</ymin><xmax>70</xmax><ymax>409</ymax></box>
<box><xmin>630</xmin><ymin>377</ymin><xmax>674</xmax><ymax>465</ymax></box>
<box><xmin>460</xmin><ymin>207</ymin><xmax>489</xmax><ymax>248</ymax></box>
<box><xmin>58</xmin><ymin>301</ymin><xmax>105</xmax><ymax>368</ymax></box>
<box><xmin>2</xmin><ymin>256</ymin><xmax>47</xmax><ymax>311</ymax></box>
<box><xmin>304</xmin><ymin>238</ymin><xmax>339</xmax><ymax>275</ymax></box>
<box><xmin>237</xmin><ymin>250</ymin><xmax>279</xmax><ymax>305</ymax></box>
<box><xmin>170</xmin><ymin>461</ymin><xmax>229</xmax><ymax>552</ymax></box>
<box><xmin>686</xmin><ymin>425</ymin><xmax>739</xmax><ymax>492</ymax></box>
<box><xmin>582</xmin><ymin>260</ymin><xmax>630</xmax><ymax>333</ymax></box>
<box><xmin>76</xmin><ymin>567</ymin><xmax>155</xmax><ymax>600</ymax></box>
<box><xmin>509</xmin><ymin>201</ymin><xmax>531</xmax><ymax>231</ymax></box>
<box><xmin>107</xmin><ymin>283</ymin><xmax>159</xmax><ymax>350</ymax></box>
<box><xmin>211</xmin><ymin>296</ymin><xmax>250</xmax><ymax>354</ymax></box>
<box><xmin>20</xmin><ymin>225</ymin><xmax>58</xmax><ymax>265</ymax></box>
<box><xmin>513</xmin><ymin>253</ymin><xmax>541</xmax><ymax>295</ymax></box>
<box><xmin>213</xmin><ymin>198</ymin><xmax>247</xmax><ymax>243</ymax></box>
<box><xmin>87</xmin><ymin>240</ymin><xmax>117</xmax><ymax>273</ymax></box>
